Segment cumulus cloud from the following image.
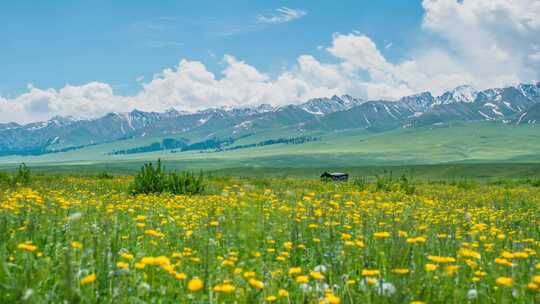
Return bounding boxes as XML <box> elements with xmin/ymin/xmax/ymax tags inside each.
<box><xmin>1</xmin><ymin>0</ymin><xmax>539</xmax><ymax>123</ymax></box>
<box><xmin>420</xmin><ymin>0</ymin><xmax>540</xmax><ymax>89</ymax></box>
<box><xmin>257</xmin><ymin>7</ymin><xmax>307</xmax><ymax>24</ymax></box>
<box><xmin>0</xmin><ymin>83</ymin><xmax>123</xmax><ymax>123</ymax></box>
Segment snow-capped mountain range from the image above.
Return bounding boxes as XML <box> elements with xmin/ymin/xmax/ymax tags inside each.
<box><xmin>1</xmin><ymin>82</ymin><xmax>539</xmax><ymax>156</ymax></box>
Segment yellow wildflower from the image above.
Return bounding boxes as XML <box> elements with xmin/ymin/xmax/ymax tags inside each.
<box><xmin>496</xmin><ymin>277</ymin><xmax>513</xmax><ymax>287</ymax></box>
<box><xmin>71</xmin><ymin>241</ymin><xmax>83</xmax><ymax>249</ymax></box>
<box><xmin>80</xmin><ymin>274</ymin><xmax>96</xmax><ymax>285</ymax></box>
<box><xmin>187</xmin><ymin>277</ymin><xmax>204</xmax><ymax>292</ymax></box>
<box><xmin>248</xmin><ymin>278</ymin><xmax>264</xmax><ymax>289</ymax></box>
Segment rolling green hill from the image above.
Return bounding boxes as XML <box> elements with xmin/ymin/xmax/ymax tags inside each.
<box><xmin>0</xmin><ymin>122</ymin><xmax>538</xmax><ymax>178</ymax></box>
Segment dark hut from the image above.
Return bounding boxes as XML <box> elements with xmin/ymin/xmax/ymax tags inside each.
<box><xmin>320</xmin><ymin>172</ymin><xmax>349</xmax><ymax>181</ymax></box>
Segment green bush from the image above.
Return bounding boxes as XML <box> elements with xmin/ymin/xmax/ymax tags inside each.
<box><xmin>12</xmin><ymin>163</ymin><xmax>31</xmax><ymax>186</ymax></box>
<box><xmin>528</xmin><ymin>179</ymin><xmax>540</xmax><ymax>187</ymax></box>
<box><xmin>375</xmin><ymin>171</ymin><xmax>394</xmax><ymax>192</ymax></box>
<box><xmin>450</xmin><ymin>179</ymin><xmax>478</xmax><ymax>190</ymax></box>
<box><xmin>398</xmin><ymin>175</ymin><xmax>416</xmax><ymax>195</ymax></box>
<box><xmin>96</xmin><ymin>171</ymin><xmax>114</xmax><ymax>179</ymax></box>
<box><xmin>0</xmin><ymin>171</ymin><xmax>11</xmax><ymax>186</ymax></box>
<box><xmin>352</xmin><ymin>177</ymin><xmax>368</xmax><ymax>191</ymax></box>
<box><xmin>167</xmin><ymin>171</ymin><xmax>205</xmax><ymax>195</ymax></box>
<box><xmin>129</xmin><ymin>160</ymin><xmax>206</xmax><ymax>195</ymax></box>
<box><xmin>375</xmin><ymin>171</ymin><xmax>415</xmax><ymax>194</ymax></box>
<box><xmin>129</xmin><ymin>159</ymin><xmax>168</xmax><ymax>194</ymax></box>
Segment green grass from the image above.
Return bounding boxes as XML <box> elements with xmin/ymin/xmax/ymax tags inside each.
<box><xmin>2</xmin><ymin>174</ymin><xmax>540</xmax><ymax>302</ymax></box>
<box><xmin>0</xmin><ymin>122</ymin><xmax>539</xmax><ymax>177</ymax></box>
<box><xmin>1</xmin><ymin>163</ymin><xmax>540</xmax><ymax>182</ymax></box>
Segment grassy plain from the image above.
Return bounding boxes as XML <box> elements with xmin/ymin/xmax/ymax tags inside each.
<box><xmin>2</xmin><ymin>175</ymin><xmax>540</xmax><ymax>303</ymax></box>
<box><xmin>0</xmin><ymin>123</ymin><xmax>539</xmax><ymax>173</ymax></box>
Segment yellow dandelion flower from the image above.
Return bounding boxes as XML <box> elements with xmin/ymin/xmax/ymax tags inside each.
<box><xmin>80</xmin><ymin>274</ymin><xmax>96</xmax><ymax>285</ymax></box>
<box><xmin>391</xmin><ymin>268</ymin><xmax>410</xmax><ymax>274</ymax></box>
<box><xmin>323</xmin><ymin>293</ymin><xmax>341</xmax><ymax>304</ymax></box>
<box><xmin>495</xmin><ymin>277</ymin><xmax>513</xmax><ymax>287</ymax></box>
<box><xmin>361</xmin><ymin>269</ymin><xmax>380</xmax><ymax>276</ymax></box>
<box><xmin>17</xmin><ymin>243</ymin><xmax>37</xmax><ymax>252</ymax></box>
<box><xmin>121</xmin><ymin>253</ymin><xmax>134</xmax><ymax>260</ymax></box>
<box><xmin>288</xmin><ymin>267</ymin><xmax>302</xmax><ymax>276</ymax></box>
<box><xmin>527</xmin><ymin>282</ymin><xmax>539</xmax><ymax>291</ymax></box>
<box><xmin>425</xmin><ymin>263</ymin><xmax>438</xmax><ymax>272</ymax></box>
<box><xmin>187</xmin><ymin>277</ymin><xmax>204</xmax><ymax>292</ymax></box>
<box><xmin>248</xmin><ymin>278</ymin><xmax>264</xmax><ymax>289</ymax></box>
<box><xmin>71</xmin><ymin>241</ymin><xmax>83</xmax><ymax>249</ymax></box>
<box><xmin>458</xmin><ymin>248</ymin><xmax>481</xmax><ymax>260</ymax></box>
<box><xmin>310</xmin><ymin>271</ymin><xmax>325</xmax><ymax>280</ymax></box>
<box><xmin>427</xmin><ymin>256</ymin><xmax>456</xmax><ymax>263</ymax></box>
<box><xmin>296</xmin><ymin>275</ymin><xmax>309</xmax><ymax>284</ymax></box>
<box><xmin>373</xmin><ymin>231</ymin><xmax>391</xmax><ymax>238</ymax></box>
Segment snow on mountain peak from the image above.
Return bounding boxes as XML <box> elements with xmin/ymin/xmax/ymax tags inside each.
<box><xmin>398</xmin><ymin>91</ymin><xmax>435</xmax><ymax>111</ymax></box>
<box><xmin>300</xmin><ymin>95</ymin><xmax>365</xmax><ymax>116</ymax></box>
<box><xmin>450</xmin><ymin>85</ymin><xmax>477</xmax><ymax>101</ymax></box>
<box><xmin>435</xmin><ymin>85</ymin><xmax>478</xmax><ymax>105</ymax></box>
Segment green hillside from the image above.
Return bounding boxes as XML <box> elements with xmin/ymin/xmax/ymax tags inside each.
<box><xmin>0</xmin><ymin>122</ymin><xmax>538</xmax><ymax>176</ymax></box>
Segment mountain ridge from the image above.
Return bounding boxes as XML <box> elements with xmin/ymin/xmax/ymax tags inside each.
<box><xmin>1</xmin><ymin>82</ymin><xmax>539</xmax><ymax>156</ymax></box>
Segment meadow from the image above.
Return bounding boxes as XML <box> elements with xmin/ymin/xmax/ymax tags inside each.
<box><xmin>2</xmin><ymin>172</ymin><xmax>540</xmax><ymax>303</ymax></box>
<box><xmin>2</xmin><ymin>123</ymin><xmax>540</xmax><ymax>171</ymax></box>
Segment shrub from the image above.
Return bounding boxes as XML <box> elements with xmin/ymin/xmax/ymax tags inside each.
<box><xmin>528</xmin><ymin>179</ymin><xmax>540</xmax><ymax>187</ymax></box>
<box><xmin>374</xmin><ymin>171</ymin><xmax>415</xmax><ymax>194</ymax></box>
<box><xmin>0</xmin><ymin>171</ymin><xmax>11</xmax><ymax>186</ymax></box>
<box><xmin>167</xmin><ymin>171</ymin><xmax>205</xmax><ymax>195</ymax></box>
<box><xmin>129</xmin><ymin>159</ymin><xmax>206</xmax><ymax>195</ymax></box>
<box><xmin>375</xmin><ymin>171</ymin><xmax>394</xmax><ymax>192</ymax></box>
<box><xmin>130</xmin><ymin>159</ymin><xmax>168</xmax><ymax>195</ymax></box>
<box><xmin>12</xmin><ymin>163</ymin><xmax>31</xmax><ymax>185</ymax></box>
<box><xmin>450</xmin><ymin>179</ymin><xmax>478</xmax><ymax>190</ymax></box>
<box><xmin>96</xmin><ymin>171</ymin><xmax>114</xmax><ymax>179</ymax></box>
<box><xmin>352</xmin><ymin>177</ymin><xmax>368</xmax><ymax>191</ymax></box>
<box><xmin>398</xmin><ymin>175</ymin><xmax>416</xmax><ymax>195</ymax></box>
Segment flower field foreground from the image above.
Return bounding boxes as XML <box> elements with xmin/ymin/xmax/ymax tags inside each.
<box><xmin>2</xmin><ymin>176</ymin><xmax>540</xmax><ymax>303</ymax></box>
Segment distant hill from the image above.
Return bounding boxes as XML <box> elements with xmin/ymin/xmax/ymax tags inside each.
<box><xmin>0</xmin><ymin>82</ymin><xmax>539</xmax><ymax>157</ymax></box>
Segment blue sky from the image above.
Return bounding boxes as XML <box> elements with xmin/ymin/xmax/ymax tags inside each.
<box><xmin>1</xmin><ymin>0</ymin><xmax>425</xmax><ymax>96</ymax></box>
<box><xmin>1</xmin><ymin>0</ymin><xmax>539</xmax><ymax>123</ymax></box>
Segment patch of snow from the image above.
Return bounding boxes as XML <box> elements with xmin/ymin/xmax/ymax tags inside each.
<box><xmin>383</xmin><ymin>104</ymin><xmax>397</xmax><ymax>119</ymax></box>
<box><xmin>478</xmin><ymin>111</ymin><xmax>493</xmax><ymax>120</ymax></box>
<box><xmin>502</xmin><ymin>101</ymin><xmax>516</xmax><ymax>111</ymax></box>
<box><xmin>517</xmin><ymin>112</ymin><xmax>527</xmax><ymax>124</ymax></box>
<box><xmin>492</xmin><ymin>108</ymin><xmax>503</xmax><ymax>116</ymax></box>
<box><xmin>198</xmin><ymin>117</ymin><xmax>210</xmax><ymax>125</ymax></box>
<box><xmin>302</xmin><ymin>108</ymin><xmax>324</xmax><ymax>115</ymax></box>
<box><xmin>363</xmin><ymin>114</ymin><xmax>371</xmax><ymax>125</ymax></box>
<box><xmin>234</xmin><ymin>120</ymin><xmax>253</xmax><ymax>129</ymax></box>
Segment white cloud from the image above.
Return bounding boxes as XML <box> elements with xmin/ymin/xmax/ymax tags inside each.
<box><xmin>0</xmin><ymin>83</ymin><xmax>122</xmax><ymax>123</ymax></box>
<box><xmin>1</xmin><ymin>0</ymin><xmax>539</xmax><ymax>124</ymax></box>
<box><xmin>420</xmin><ymin>0</ymin><xmax>540</xmax><ymax>89</ymax></box>
<box><xmin>257</xmin><ymin>7</ymin><xmax>307</xmax><ymax>24</ymax></box>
